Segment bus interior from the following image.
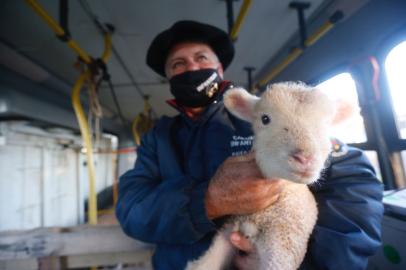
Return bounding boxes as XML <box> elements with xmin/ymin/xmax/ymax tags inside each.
<box><xmin>1</xmin><ymin>0</ymin><xmax>406</xmax><ymax>269</ymax></box>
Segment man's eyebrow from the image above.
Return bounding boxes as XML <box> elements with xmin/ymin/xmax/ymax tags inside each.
<box><xmin>167</xmin><ymin>49</ymin><xmax>211</xmax><ymax>65</ymax></box>
<box><xmin>194</xmin><ymin>50</ymin><xmax>209</xmax><ymax>55</ymax></box>
<box><xmin>171</xmin><ymin>50</ymin><xmax>207</xmax><ymax>60</ymax></box>
<box><xmin>168</xmin><ymin>56</ymin><xmax>184</xmax><ymax>63</ymax></box>
<box><xmin>166</xmin><ymin>55</ymin><xmax>188</xmax><ymax>67</ymax></box>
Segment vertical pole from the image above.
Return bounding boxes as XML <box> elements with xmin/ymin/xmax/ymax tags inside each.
<box><xmin>226</xmin><ymin>0</ymin><xmax>235</xmax><ymax>34</ymax></box>
<box><xmin>59</xmin><ymin>0</ymin><xmax>70</xmax><ymax>39</ymax></box>
<box><xmin>289</xmin><ymin>2</ymin><xmax>311</xmax><ymax>49</ymax></box>
<box><xmin>350</xmin><ymin>58</ymin><xmax>396</xmax><ymax>189</ymax></box>
<box><xmin>244</xmin><ymin>66</ymin><xmax>256</xmax><ymax>91</ymax></box>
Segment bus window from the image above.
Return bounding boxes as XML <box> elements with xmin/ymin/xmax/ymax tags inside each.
<box><xmin>316</xmin><ymin>73</ymin><xmax>367</xmax><ymax>144</ymax></box>
<box><xmin>385</xmin><ymin>40</ymin><xmax>406</xmax><ymax>139</ymax></box>
<box><xmin>364</xmin><ymin>151</ymin><xmax>382</xmax><ymax>182</ymax></box>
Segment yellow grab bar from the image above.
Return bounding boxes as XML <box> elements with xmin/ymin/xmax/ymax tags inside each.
<box><xmin>258</xmin><ymin>11</ymin><xmax>343</xmax><ymax>87</ymax></box>
<box><xmin>230</xmin><ymin>0</ymin><xmax>253</xmax><ymax>41</ymax></box>
<box><xmin>258</xmin><ymin>47</ymin><xmax>302</xmax><ymax>86</ymax></box>
<box><xmin>26</xmin><ymin>0</ymin><xmax>114</xmax><ymax>225</ymax></box>
<box><xmin>132</xmin><ymin>116</ymin><xmax>142</xmax><ymax>146</ymax></box>
<box><xmin>305</xmin><ymin>21</ymin><xmax>334</xmax><ymax>47</ymax></box>
<box><xmin>25</xmin><ymin>0</ymin><xmax>92</xmax><ymax>64</ymax></box>
<box><xmin>132</xmin><ymin>96</ymin><xmax>153</xmax><ymax>145</ymax></box>
<box><xmin>72</xmin><ymin>71</ymin><xmax>98</xmax><ymax>225</ymax></box>
<box><xmin>101</xmin><ymin>34</ymin><xmax>113</xmax><ymax>62</ymax></box>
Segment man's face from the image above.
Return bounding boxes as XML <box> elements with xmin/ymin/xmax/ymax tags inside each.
<box><xmin>165</xmin><ymin>42</ymin><xmax>224</xmax><ymax>79</ymax></box>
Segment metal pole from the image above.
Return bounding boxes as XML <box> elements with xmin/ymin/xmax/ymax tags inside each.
<box><xmin>230</xmin><ymin>0</ymin><xmax>253</xmax><ymax>41</ymax></box>
<box><xmin>244</xmin><ymin>66</ymin><xmax>256</xmax><ymax>91</ymax></box>
<box><xmin>258</xmin><ymin>10</ymin><xmax>344</xmax><ymax>86</ymax></box>
<box><xmin>225</xmin><ymin>0</ymin><xmax>235</xmax><ymax>34</ymax></box>
<box><xmin>289</xmin><ymin>2</ymin><xmax>311</xmax><ymax>49</ymax></box>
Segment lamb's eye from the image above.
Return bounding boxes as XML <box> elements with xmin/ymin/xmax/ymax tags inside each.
<box><xmin>261</xmin><ymin>114</ymin><xmax>271</xmax><ymax>125</ymax></box>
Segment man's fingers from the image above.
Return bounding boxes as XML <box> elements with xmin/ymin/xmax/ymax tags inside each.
<box><xmin>230</xmin><ymin>232</ymin><xmax>254</xmax><ymax>252</ymax></box>
<box><xmin>234</xmin><ymin>254</ymin><xmax>249</xmax><ymax>270</ymax></box>
<box><xmin>267</xmin><ymin>179</ymin><xmax>285</xmax><ymax>194</ymax></box>
<box><xmin>231</xmin><ymin>231</ymin><xmax>258</xmax><ymax>270</ymax></box>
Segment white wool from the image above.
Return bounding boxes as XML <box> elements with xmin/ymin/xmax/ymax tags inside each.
<box><xmin>187</xmin><ymin>82</ymin><xmax>342</xmax><ymax>270</ymax></box>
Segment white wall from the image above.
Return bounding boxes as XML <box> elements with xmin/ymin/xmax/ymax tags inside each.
<box><xmin>0</xmin><ymin>122</ymin><xmax>117</xmax><ymax>231</ymax></box>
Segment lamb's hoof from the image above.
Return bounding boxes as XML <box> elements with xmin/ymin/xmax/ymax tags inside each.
<box><xmin>240</xmin><ymin>221</ymin><xmax>258</xmax><ymax>240</ymax></box>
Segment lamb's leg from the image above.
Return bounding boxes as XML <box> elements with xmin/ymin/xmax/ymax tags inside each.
<box><xmin>255</xmin><ymin>238</ymin><xmax>286</xmax><ymax>270</ymax></box>
<box><xmin>185</xmin><ymin>231</ymin><xmax>235</xmax><ymax>270</ymax></box>
<box><xmin>236</xmin><ymin>221</ymin><xmax>260</xmax><ymax>270</ymax></box>
<box><xmin>255</xmin><ymin>231</ymin><xmax>308</xmax><ymax>270</ymax></box>
<box><xmin>230</xmin><ymin>221</ymin><xmax>288</xmax><ymax>270</ymax></box>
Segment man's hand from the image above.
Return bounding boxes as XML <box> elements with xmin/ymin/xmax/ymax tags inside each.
<box><xmin>230</xmin><ymin>231</ymin><xmax>253</xmax><ymax>253</ymax></box>
<box><xmin>205</xmin><ymin>152</ymin><xmax>284</xmax><ymax>219</ymax></box>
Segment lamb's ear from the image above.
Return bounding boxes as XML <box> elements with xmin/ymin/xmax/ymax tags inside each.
<box><xmin>224</xmin><ymin>87</ymin><xmax>260</xmax><ymax>122</ymax></box>
<box><xmin>331</xmin><ymin>98</ymin><xmax>358</xmax><ymax>126</ymax></box>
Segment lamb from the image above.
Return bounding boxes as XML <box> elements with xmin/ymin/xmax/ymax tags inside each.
<box><xmin>186</xmin><ymin>81</ymin><xmax>343</xmax><ymax>270</ymax></box>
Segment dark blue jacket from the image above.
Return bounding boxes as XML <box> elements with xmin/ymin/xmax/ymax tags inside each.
<box><xmin>116</xmin><ymin>87</ymin><xmax>383</xmax><ymax>270</ymax></box>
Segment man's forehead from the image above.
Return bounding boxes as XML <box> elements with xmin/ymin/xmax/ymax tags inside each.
<box><xmin>166</xmin><ymin>42</ymin><xmax>217</xmax><ymax>61</ymax></box>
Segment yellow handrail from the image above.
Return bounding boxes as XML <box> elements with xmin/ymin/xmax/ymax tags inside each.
<box><xmin>101</xmin><ymin>34</ymin><xmax>113</xmax><ymax>62</ymax></box>
<box><xmin>25</xmin><ymin>0</ymin><xmax>114</xmax><ymax>225</ymax></box>
<box><xmin>258</xmin><ymin>47</ymin><xmax>303</xmax><ymax>86</ymax></box>
<box><xmin>132</xmin><ymin>97</ymin><xmax>153</xmax><ymax>146</ymax></box>
<box><xmin>258</xmin><ymin>11</ymin><xmax>343</xmax><ymax>87</ymax></box>
<box><xmin>305</xmin><ymin>20</ymin><xmax>334</xmax><ymax>47</ymax></box>
<box><xmin>71</xmin><ymin>71</ymin><xmax>98</xmax><ymax>225</ymax></box>
<box><xmin>132</xmin><ymin>116</ymin><xmax>142</xmax><ymax>146</ymax></box>
<box><xmin>25</xmin><ymin>0</ymin><xmax>92</xmax><ymax>64</ymax></box>
<box><xmin>230</xmin><ymin>0</ymin><xmax>253</xmax><ymax>41</ymax></box>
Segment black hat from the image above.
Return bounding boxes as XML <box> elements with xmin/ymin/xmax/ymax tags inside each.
<box><xmin>146</xmin><ymin>20</ymin><xmax>235</xmax><ymax>77</ymax></box>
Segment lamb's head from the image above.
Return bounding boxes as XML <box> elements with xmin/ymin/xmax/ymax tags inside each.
<box><xmin>224</xmin><ymin>82</ymin><xmax>337</xmax><ymax>184</ymax></box>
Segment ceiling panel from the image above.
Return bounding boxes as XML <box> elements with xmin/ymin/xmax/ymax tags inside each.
<box><xmin>0</xmin><ymin>0</ymin><xmax>332</xmax><ymax>119</ymax></box>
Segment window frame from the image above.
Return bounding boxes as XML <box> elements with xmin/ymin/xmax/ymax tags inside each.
<box><xmin>307</xmin><ymin>27</ymin><xmax>406</xmax><ymax>189</ymax></box>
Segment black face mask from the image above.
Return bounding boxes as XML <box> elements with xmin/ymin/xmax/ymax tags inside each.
<box><xmin>169</xmin><ymin>69</ymin><xmax>223</xmax><ymax>108</ymax></box>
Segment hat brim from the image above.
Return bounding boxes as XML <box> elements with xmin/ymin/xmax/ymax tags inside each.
<box><xmin>146</xmin><ymin>20</ymin><xmax>235</xmax><ymax>77</ymax></box>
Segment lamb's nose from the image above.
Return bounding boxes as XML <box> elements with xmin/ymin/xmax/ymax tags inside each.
<box><xmin>291</xmin><ymin>150</ymin><xmax>313</xmax><ymax>167</ymax></box>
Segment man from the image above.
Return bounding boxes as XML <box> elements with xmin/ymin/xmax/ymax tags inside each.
<box><xmin>116</xmin><ymin>20</ymin><xmax>383</xmax><ymax>270</ymax></box>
